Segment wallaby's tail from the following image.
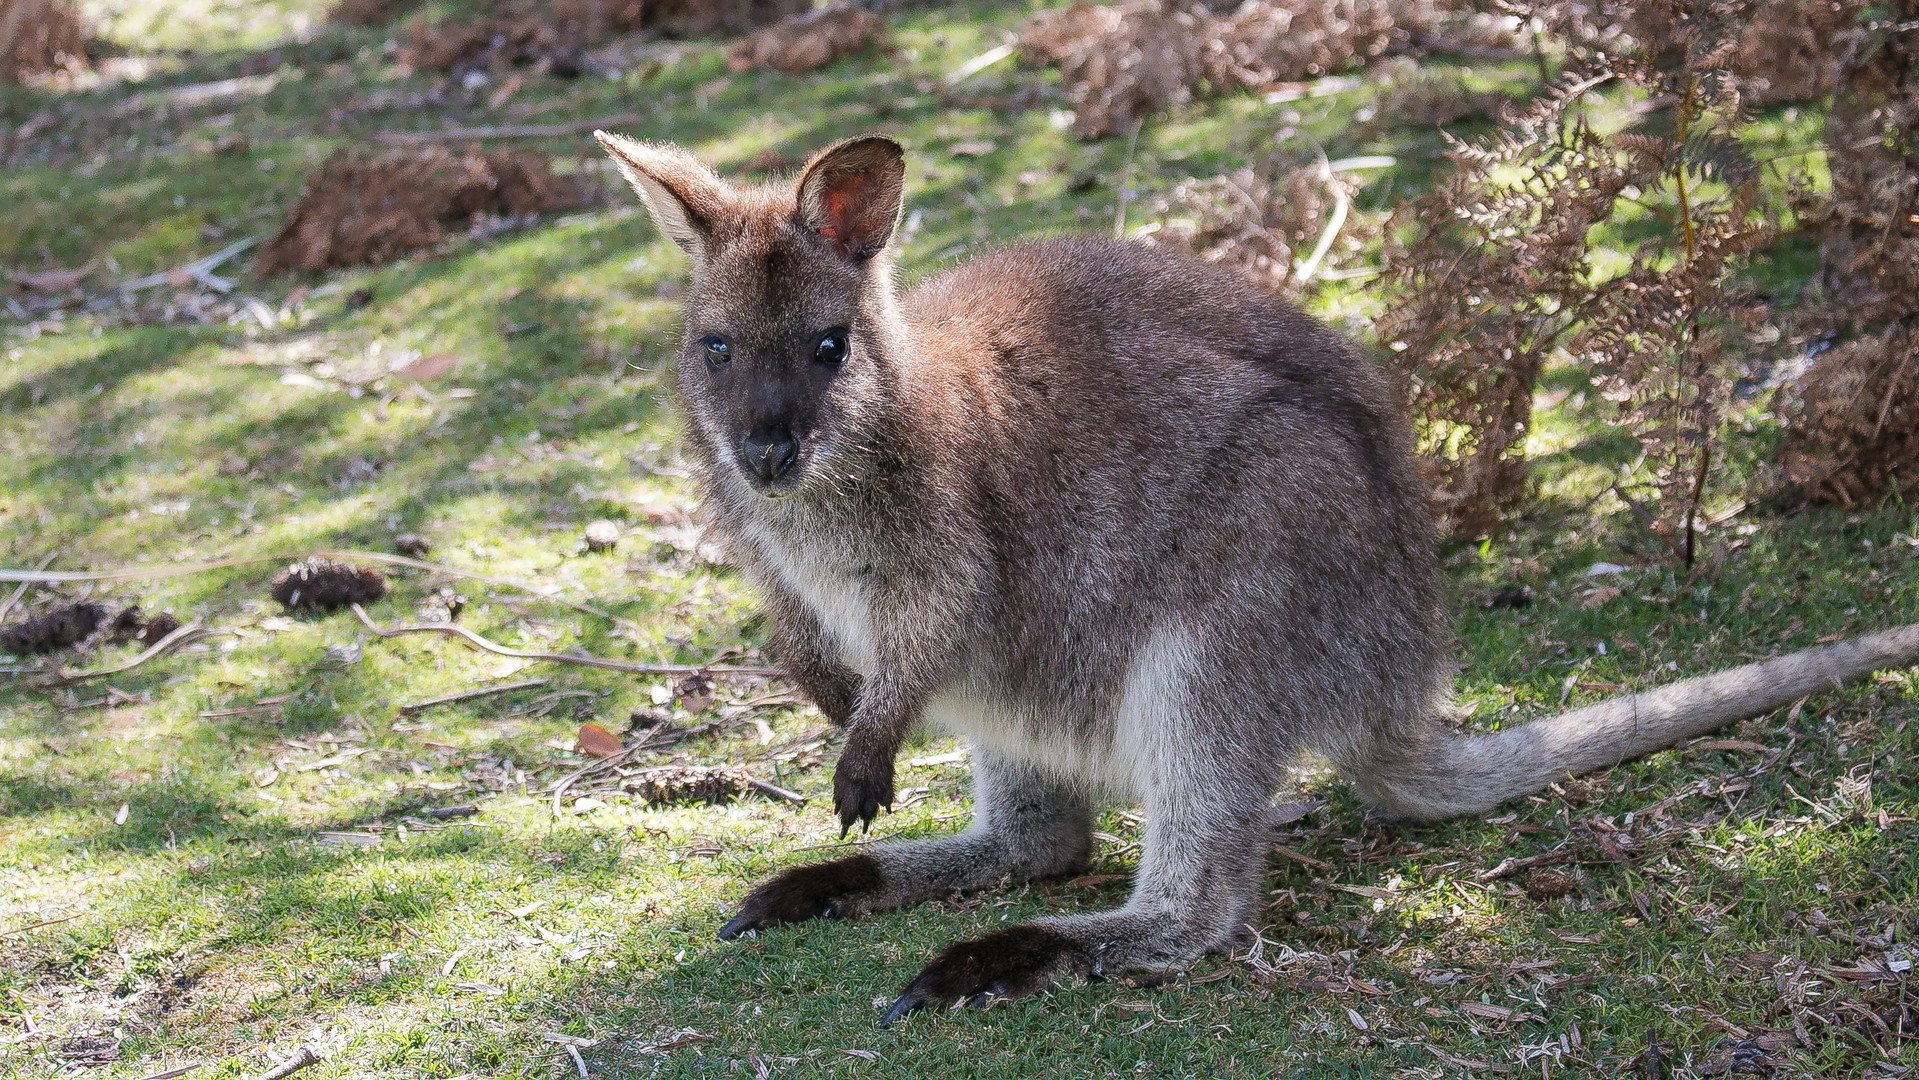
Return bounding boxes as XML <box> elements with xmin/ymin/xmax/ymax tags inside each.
<box><xmin>1346</xmin><ymin>623</ymin><xmax>1919</xmax><ymax>821</ymax></box>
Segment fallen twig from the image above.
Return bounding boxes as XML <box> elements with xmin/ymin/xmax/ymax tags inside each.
<box><xmin>548</xmin><ymin>728</ymin><xmax>664</xmax><ymax>817</ymax></box>
<box><xmin>251</xmin><ymin>1046</ymin><xmax>321</xmax><ymax>1080</ymax></box>
<box><xmin>375</xmin><ymin>114</ymin><xmax>645</xmax><ymax>145</ymax></box>
<box><xmin>399</xmin><ymin>678</ymin><xmax>549</xmax><ymax>714</ymax></box>
<box><xmin>130</xmin><ymin>1064</ymin><xmax>201</xmax><ymax>1080</ymax></box>
<box><xmin>33</xmin><ymin>621</ymin><xmax>220</xmax><ymax>688</ymax></box>
<box><xmin>118</xmin><ymin>235</ymin><xmax>263</xmax><ymax>294</ymax></box>
<box><xmin>197</xmin><ymin>693</ymin><xmax>293</xmax><ymax>719</ymax></box>
<box><xmin>747</xmin><ymin>778</ymin><xmax>807</xmax><ymax>805</ymax></box>
<box><xmin>352</xmin><ymin>604</ymin><xmax>778</xmax><ymax>676</ymax></box>
<box><xmin>1476</xmin><ymin>847</ymin><xmax>1573</xmax><ymax>882</ymax></box>
<box><xmin>1271</xmin><ymin>842</ymin><xmax>1333</xmax><ymax>871</ymax></box>
<box><xmin>1291</xmin><ymin>147</ymin><xmax>1351</xmax><ymax>285</ymax></box>
<box><xmin>0</xmin><ymin>553</ymin><xmax>55</xmax><ymax>624</ymax></box>
<box><xmin>1</xmin><ymin>912</ymin><xmax>81</xmax><ymax>936</ymax></box>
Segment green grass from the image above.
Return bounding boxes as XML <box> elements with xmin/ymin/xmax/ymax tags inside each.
<box><xmin>3</xmin><ymin>3</ymin><xmax>1914</xmax><ymax>1078</ymax></box>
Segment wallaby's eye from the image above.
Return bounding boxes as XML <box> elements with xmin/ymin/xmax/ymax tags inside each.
<box><xmin>701</xmin><ymin>335</ymin><xmax>730</xmax><ymax>368</ymax></box>
<box><xmin>815</xmin><ymin>328</ymin><xmax>850</xmax><ymax>366</ymax></box>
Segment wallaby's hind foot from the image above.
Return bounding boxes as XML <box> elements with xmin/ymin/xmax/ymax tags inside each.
<box><xmin>878</xmin><ymin>905</ymin><xmax>1243</xmax><ymax>1026</ymax></box>
<box><xmin>880</xmin><ymin>925</ymin><xmax>1084</xmax><ymax>1025</ymax></box>
<box><xmin>718</xmin><ymin>854</ymin><xmax>884</xmax><ymax>939</ymax></box>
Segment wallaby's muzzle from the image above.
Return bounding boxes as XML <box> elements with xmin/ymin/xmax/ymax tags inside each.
<box><xmin>740</xmin><ymin>426</ymin><xmax>801</xmax><ymax>491</ymax></box>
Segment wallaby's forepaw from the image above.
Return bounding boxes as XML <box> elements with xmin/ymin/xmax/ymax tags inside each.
<box><xmin>717</xmin><ymin>853</ymin><xmax>885</xmax><ymax>940</ymax></box>
<box><xmin>831</xmin><ymin>736</ymin><xmax>896</xmax><ymax>837</ymax></box>
<box><xmin>878</xmin><ymin>925</ymin><xmax>1087</xmax><ymax>1026</ymax></box>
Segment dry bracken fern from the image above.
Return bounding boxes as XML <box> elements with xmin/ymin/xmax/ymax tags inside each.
<box><xmin>1780</xmin><ymin>0</ymin><xmax>1919</xmax><ymax>505</ymax></box>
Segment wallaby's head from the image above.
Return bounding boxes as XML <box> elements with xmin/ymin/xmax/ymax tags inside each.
<box><xmin>595</xmin><ymin>131</ymin><xmax>907</xmax><ymax>499</ymax></box>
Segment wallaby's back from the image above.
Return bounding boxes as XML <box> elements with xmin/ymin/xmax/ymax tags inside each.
<box><xmin>891</xmin><ymin>237</ymin><xmax>1449</xmax><ymax>765</ymax></box>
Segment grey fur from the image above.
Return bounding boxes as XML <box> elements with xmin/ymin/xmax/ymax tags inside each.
<box><xmin>594</xmin><ymin>131</ymin><xmax>1919</xmax><ymax>1014</ymax></box>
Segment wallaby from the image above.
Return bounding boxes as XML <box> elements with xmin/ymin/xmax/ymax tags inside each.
<box><xmin>594</xmin><ymin>130</ymin><xmax>1919</xmax><ymax>1025</ymax></box>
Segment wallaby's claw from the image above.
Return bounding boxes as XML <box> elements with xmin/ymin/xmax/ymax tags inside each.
<box><xmin>831</xmin><ymin>751</ymin><xmax>894</xmax><ymax>837</ymax></box>
<box><xmin>877</xmin><ymin>992</ymin><xmax>924</xmax><ymax>1028</ymax></box>
<box><xmin>716</xmin><ymin>854</ymin><xmax>884</xmax><ymax>940</ymax></box>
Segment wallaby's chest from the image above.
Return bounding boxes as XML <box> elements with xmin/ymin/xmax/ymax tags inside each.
<box><xmin>742</xmin><ymin>519</ymin><xmax>879</xmax><ymax>674</ymax></box>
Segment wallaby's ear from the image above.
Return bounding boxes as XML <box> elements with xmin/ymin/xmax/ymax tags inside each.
<box><xmin>795</xmin><ymin>136</ymin><xmax>906</xmax><ymax>261</ymax></box>
<box><xmin>594</xmin><ymin>131</ymin><xmax>727</xmax><ymax>258</ymax></box>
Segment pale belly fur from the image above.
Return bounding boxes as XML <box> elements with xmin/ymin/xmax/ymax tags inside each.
<box><xmin>744</xmin><ymin>522</ymin><xmax>1197</xmax><ymax>798</ymax></box>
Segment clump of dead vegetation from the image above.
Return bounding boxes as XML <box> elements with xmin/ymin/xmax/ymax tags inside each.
<box><xmin>1</xmin><ymin>602</ymin><xmax>107</xmax><ymax>655</ymax></box>
<box><xmin>257</xmin><ymin>145</ymin><xmax>593</xmax><ymax>274</ymax></box>
<box><xmin>269</xmin><ymin>560</ymin><xmax>389</xmax><ymax>612</ymax></box>
<box><xmin>1779</xmin><ymin>0</ymin><xmax>1919</xmax><ymax>506</ymax></box>
<box><xmin>398</xmin><ymin>0</ymin><xmax>807</xmax><ymax>72</ymax></box>
<box><xmin>1365</xmin><ymin>64</ymin><xmax>1513</xmax><ymax>131</ymax></box>
<box><xmin>1530</xmin><ymin>0</ymin><xmax>1861</xmax><ymax>104</ymax></box>
<box><xmin>398</xmin><ymin>0</ymin><xmax>646</xmax><ymax>72</ymax></box>
<box><xmin>621</xmin><ymin>764</ymin><xmax>755</xmax><ymax>805</ymax></box>
<box><xmin>0</xmin><ymin>603</ymin><xmax>180</xmax><ymax>656</ymax></box>
<box><xmin>1379</xmin><ymin>3</ymin><xmax>1775</xmax><ymax>553</ymax></box>
<box><xmin>327</xmin><ymin>0</ymin><xmax>418</xmax><ymax>26</ymax></box>
<box><xmin>726</xmin><ymin>3</ymin><xmax>885</xmax><ymax>74</ymax></box>
<box><xmin>1146</xmin><ymin>158</ymin><xmax>1370</xmax><ymax>295</ymax></box>
<box><xmin>1017</xmin><ymin>0</ymin><xmax>1515</xmax><ymax>137</ymax></box>
<box><xmin>0</xmin><ymin>0</ymin><xmax>88</xmax><ymax>84</ymax></box>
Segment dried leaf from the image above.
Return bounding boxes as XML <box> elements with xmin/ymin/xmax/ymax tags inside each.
<box><xmin>394</xmin><ymin>351</ymin><xmax>458</xmax><ymax>381</ymax></box>
<box><xmin>575</xmin><ymin>722</ymin><xmax>623</xmax><ymax>758</ymax></box>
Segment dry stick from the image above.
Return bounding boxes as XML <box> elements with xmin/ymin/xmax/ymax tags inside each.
<box><xmin>1112</xmin><ymin>116</ymin><xmax>1144</xmax><ymax>239</ymax></box>
<box><xmin>130</xmin><ymin>1064</ymin><xmax>201</xmax><ymax>1080</ymax></box>
<box><xmin>1476</xmin><ymin>847</ymin><xmax>1574</xmax><ymax>882</ymax></box>
<box><xmin>0</xmin><ymin>548</ymin><xmax>638</xmax><ymax>632</ymax></box>
<box><xmin>374</xmin><ymin>113</ymin><xmax>646</xmax><ymax>145</ymax></box>
<box><xmin>351</xmin><ymin>605</ymin><xmax>778</xmax><ymax>676</ymax></box>
<box><xmin>0</xmin><ymin>553</ymin><xmax>55</xmax><ymax>624</ymax></box>
<box><xmin>1</xmin><ymin>912</ymin><xmax>82</xmax><ymax>936</ymax></box>
<box><xmin>1292</xmin><ymin>145</ymin><xmax>1351</xmax><ymax>286</ymax></box>
<box><xmin>549</xmin><ymin>733</ymin><xmax>661</xmax><ymax>817</ymax></box>
<box><xmin>33</xmin><ymin>621</ymin><xmax>219</xmax><ymax>688</ymax></box>
<box><xmin>251</xmin><ymin>1047</ymin><xmax>321</xmax><ymax>1080</ymax></box>
<box><xmin>746</xmin><ymin>778</ymin><xmax>807</xmax><ymax>806</ymax></box>
<box><xmin>398</xmin><ymin>678</ymin><xmax>549</xmax><ymax>715</ymax></box>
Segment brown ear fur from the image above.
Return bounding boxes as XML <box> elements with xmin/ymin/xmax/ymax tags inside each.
<box><xmin>795</xmin><ymin>135</ymin><xmax>906</xmax><ymax>261</ymax></box>
<box><xmin>594</xmin><ymin>130</ymin><xmax>730</xmax><ymax>257</ymax></box>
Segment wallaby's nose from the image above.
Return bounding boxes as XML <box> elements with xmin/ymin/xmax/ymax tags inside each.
<box><xmin>741</xmin><ymin>429</ymin><xmax>799</xmax><ymax>483</ymax></box>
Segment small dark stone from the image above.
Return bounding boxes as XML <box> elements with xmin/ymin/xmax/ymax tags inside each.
<box><xmin>1523</xmin><ymin>870</ymin><xmax>1576</xmax><ymax>901</ymax></box>
<box><xmin>345</xmin><ymin>287</ymin><xmax>374</xmax><ymax>310</ymax></box>
<box><xmin>546</xmin><ymin>46</ymin><xmax>585</xmax><ymax>78</ymax></box>
<box><xmin>1487</xmin><ymin>585</ymin><xmax>1532</xmax><ymax>609</ymax></box>
<box><xmin>269</xmin><ymin>559</ymin><xmax>388</xmax><ymax>612</ymax></box>
<box><xmin>0</xmin><ymin>603</ymin><xmax>109</xmax><ymax>655</ymax></box>
<box><xmin>393</xmin><ymin>532</ymin><xmax>431</xmax><ymax>557</ymax></box>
